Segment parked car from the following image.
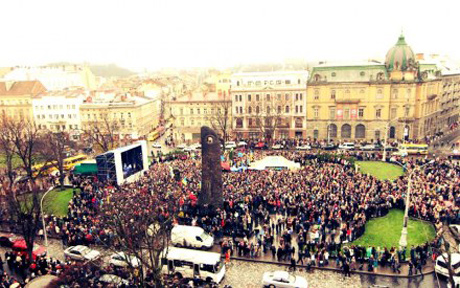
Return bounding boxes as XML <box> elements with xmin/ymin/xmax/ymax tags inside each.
<box><xmin>151</xmin><ymin>142</ymin><xmax>162</xmax><ymax>149</ymax></box>
<box><xmin>12</xmin><ymin>240</ymin><xmax>47</xmax><ymax>260</ymax></box>
<box><xmin>98</xmin><ymin>274</ymin><xmax>130</xmax><ymax>287</ymax></box>
<box><xmin>360</xmin><ymin>144</ymin><xmax>378</xmax><ymax>151</ymax></box>
<box><xmin>0</xmin><ymin>234</ymin><xmax>23</xmax><ymax>247</ymax></box>
<box><xmin>392</xmin><ymin>149</ymin><xmax>408</xmax><ymax>157</ymax></box>
<box><xmin>64</xmin><ymin>245</ymin><xmax>101</xmax><ymax>261</ymax></box>
<box><xmin>435</xmin><ymin>253</ymin><xmax>460</xmax><ymax>278</ymax></box>
<box><xmin>262</xmin><ymin>271</ymin><xmax>308</xmax><ymax>288</ymax></box>
<box><xmin>338</xmin><ymin>143</ymin><xmax>355</xmax><ymax>150</ymax></box>
<box><xmin>296</xmin><ymin>144</ymin><xmax>311</xmax><ymax>151</ymax></box>
<box><xmin>322</xmin><ymin>144</ymin><xmax>337</xmax><ymax>151</ymax></box>
<box><xmin>109</xmin><ymin>252</ymin><xmax>141</xmax><ymax>268</ymax></box>
<box><xmin>225</xmin><ymin>141</ymin><xmax>237</xmax><ymax>149</ymax></box>
<box><xmin>176</xmin><ymin>144</ymin><xmax>187</xmax><ymax>150</ymax></box>
<box><xmin>171</xmin><ymin>225</ymin><xmax>214</xmax><ymax>249</ymax></box>
<box><xmin>237</xmin><ymin>141</ymin><xmax>247</xmax><ymax>147</ymax></box>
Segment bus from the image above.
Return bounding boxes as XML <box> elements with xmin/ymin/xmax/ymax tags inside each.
<box><xmin>161</xmin><ymin>247</ymin><xmax>225</xmax><ymax>284</ymax></box>
<box><xmin>32</xmin><ymin>161</ymin><xmax>58</xmax><ymax>177</ymax></box>
<box><xmin>148</xmin><ymin>130</ymin><xmax>160</xmax><ymax>142</ymax></box>
<box><xmin>398</xmin><ymin>143</ymin><xmax>429</xmax><ymax>155</ymax></box>
<box><xmin>63</xmin><ymin>154</ymin><xmax>88</xmax><ymax>170</ymax></box>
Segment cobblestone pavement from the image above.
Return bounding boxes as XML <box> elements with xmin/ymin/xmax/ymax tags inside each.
<box><xmin>221</xmin><ymin>260</ymin><xmax>361</xmax><ymax>288</ymax></box>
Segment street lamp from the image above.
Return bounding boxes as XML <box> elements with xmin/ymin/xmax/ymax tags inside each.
<box><xmin>398</xmin><ymin>160</ymin><xmax>435</xmax><ymax>249</ymax></box>
<box><xmin>40</xmin><ymin>187</ymin><xmax>53</xmax><ymax>247</ymax></box>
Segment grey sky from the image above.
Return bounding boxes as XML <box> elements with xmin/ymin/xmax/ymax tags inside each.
<box><xmin>1</xmin><ymin>0</ymin><xmax>459</xmax><ymax>70</ymax></box>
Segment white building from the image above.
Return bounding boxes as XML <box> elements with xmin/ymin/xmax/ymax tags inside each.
<box><xmin>230</xmin><ymin>71</ymin><xmax>309</xmax><ymax>139</ymax></box>
<box><xmin>33</xmin><ymin>90</ymin><xmax>87</xmax><ymax>139</ymax></box>
<box><xmin>2</xmin><ymin>65</ymin><xmax>97</xmax><ymax>91</ymax></box>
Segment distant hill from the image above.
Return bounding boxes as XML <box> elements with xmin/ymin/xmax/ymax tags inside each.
<box><xmin>89</xmin><ymin>64</ymin><xmax>135</xmax><ymax>78</ymax></box>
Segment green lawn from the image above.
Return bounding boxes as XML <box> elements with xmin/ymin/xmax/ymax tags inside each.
<box><xmin>357</xmin><ymin>161</ymin><xmax>404</xmax><ymax>181</ymax></box>
<box><xmin>42</xmin><ymin>188</ymin><xmax>75</xmax><ymax>217</ymax></box>
<box><xmin>0</xmin><ymin>154</ymin><xmax>23</xmax><ymax>169</ymax></box>
<box><xmin>351</xmin><ymin>209</ymin><xmax>436</xmax><ymax>249</ymax></box>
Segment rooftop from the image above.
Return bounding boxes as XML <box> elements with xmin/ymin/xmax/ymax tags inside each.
<box><xmin>0</xmin><ymin>81</ymin><xmax>46</xmax><ymax>96</ymax></box>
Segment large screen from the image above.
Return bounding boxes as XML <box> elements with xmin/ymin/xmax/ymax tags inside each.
<box><xmin>121</xmin><ymin>146</ymin><xmax>144</xmax><ymax>179</ymax></box>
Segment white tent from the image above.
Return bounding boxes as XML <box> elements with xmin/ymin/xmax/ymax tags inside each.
<box><xmin>250</xmin><ymin>156</ymin><xmax>300</xmax><ymax>170</ymax></box>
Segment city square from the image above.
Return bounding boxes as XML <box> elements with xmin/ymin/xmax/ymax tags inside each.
<box><xmin>0</xmin><ymin>1</ymin><xmax>460</xmax><ymax>288</ymax></box>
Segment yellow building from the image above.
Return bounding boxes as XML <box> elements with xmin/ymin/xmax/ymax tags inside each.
<box><xmin>80</xmin><ymin>92</ymin><xmax>160</xmax><ymax>141</ymax></box>
<box><xmin>306</xmin><ymin>34</ymin><xmax>442</xmax><ymax>142</ymax></box>
<box><xmin>166</xmin><ymin>91</ymin><xmax>232</xmax><ymax>143</ymax></box>
<box><xmin>0</xmin><ymin>81</ymin><xmax>46</xmax><ymax>122</ymax></box>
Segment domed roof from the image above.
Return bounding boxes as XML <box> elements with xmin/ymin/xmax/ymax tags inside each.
<box><xmin>385</xmin><ymin>34</ymin><xmax>416</xmax><ymax>72</ymax></box>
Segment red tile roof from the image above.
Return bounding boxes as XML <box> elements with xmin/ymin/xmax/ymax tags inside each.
<box><xmin>0</xmin><ymin>81</ymin><xmax>46</xmax><ymax>96</ymax></box>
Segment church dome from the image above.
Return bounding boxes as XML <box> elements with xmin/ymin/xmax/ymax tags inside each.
<box><xmin>385</xmin><ymin>34</ymin><xmax>416</xmax><ymax>71</ymax></box>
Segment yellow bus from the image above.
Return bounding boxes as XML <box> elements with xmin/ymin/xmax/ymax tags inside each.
<box><xmin>32</xmin><ymin>161</ymin><xmax>57</xmax><ymax>177</ymax></box>
<box><xmin>63</xmin><ymin>154</ymin><xmax>88</xmax><ymax>170</ymax></box>
<box><xmin>148</xmin><ymin>130</ymin><xmax>160</xmax><ymax>142</ymax></box>
<box><xmin>399</xmin><ymin>144</ymin><xmax>429</xmax><ymax>155</ymax></box>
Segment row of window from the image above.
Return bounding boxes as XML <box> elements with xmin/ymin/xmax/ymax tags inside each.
<box><xmin>235</xmin><ymin>118</ymin><xmax>303</xmax><ymax>129</ymax></box>
<box><xmin>234</xmin><ymin>93</ymin><xmax>304</xmax><ymax>102</ymax></box>
<box><xmin>234</xmin><ymin>105</ymin><xmax>304</xmax><ymax>114</ymax></box>
<box><xmin>36</xmin><ymin>114</ymin><xmax>77</xmax><ymax>120</ymax></box>
<box><xmin>313</xmin><ymin>106</ymin><xmax>411</xmax><ymax>119</ymax></box>
<box><xmin>34</xmin><ymin>104</ymin><xmax>76</xmax><ymax>110</ymax></box>
<box><xmin>313</xmin><ymin>88</ymin><xmax>412</xmax><ymax>100</ymax></box>
<box><xmin>85</xmin><ymin>112</ymin><xmax>132</xmax><ymax>119</ymax></box>
<box><xmin>236</xmin><ymin>79</ymin><xmax>301</xmax><ymax>87</ymax></box>
<box><xmin>0</xmin><ymin>100</ymin><xmax>30</xmax><ymax>105</ymax></box>
<box><xmin>37</xmin><ymin>124</ymin><xmax>79</xmax><ymax>130</ymax></box>
<box><xmin>178</xmin><ymin>107</ymin><xmax>223</xmax><ymax>115</ymax></box>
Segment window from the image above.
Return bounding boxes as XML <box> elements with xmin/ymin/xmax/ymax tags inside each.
<box><xmin>360</xmin><ymin>71</ymin><xmax>365</xmax><ymax>76</ymax></box>
<box><xmin>375</xmin><ymin>130</ymin><xmax>381</xmax><ymax>140</ymax></box>
<box><xmin>181</xmin><ymin>119</ymin><xmax>185</xmax><ymax>126</ymax></box>
<box><xmin>376</xmin><ymin>89</ymin><xmax>383</xmax><ymax>99</ymax></box>
<box><xmin>248</xmin><ymin>107</ymin><xmax>252</xmax><ymax>114</ymax></box>
<box><xmin>266</xmin><ymin>106</ymin><xmax>270</xmax><ymax>113</ymax></box>
<box><xmin>392</xmin><ymin>89</ymin><xmax>398</xmax><ymax>99</ymax></box>
<box><xmin>299</xmin><ymin>105</ymin><xmax>303</xmax><ymax>113</ymax></box>
<box><xmin>256</xmin><ymin>106</ymin><xmax>260</xmax><ymax>113</ymax></box>
<box><xmin>277</xmin><ymin>94</ymin><xmax>281</xmax><ymax>101</ymax></box>
<box><xmin>295</xmin><ymin>93</ymin><xmax>299</xmax><ymax>101</ymax></box>
<box><xmin>276</xmin><ymin>80</ymin><xmax>282</xmax><ymax>85</ymax></box>
<box><xmin>197</xmin><ymin>109</ymin><xmax>200</xmax><ymax>114</ymax></box>
<box><xmin>331</xmin><ymin>72</ymin><xmax>336</xmax><ymax>77</ymax></box>
<box><xmin>266</xmin><ymin>94</ymin><xmax>270</xmax><ymax>101</ymax></box>
<box><xmin>277</xmin><ymin>106</ymin><xmax>281</xmax><ymax>113</ymax></box>
<box><xmin>235</xmin><ymin>107</ymin><xmax>238</xmax><ymax>114</ymax></box>
<box><xmin>180</xmin><ymin>108</ymin><xmax>183</xmax><ymax>115</ymax></box>
<box><xmin>285</xmin><ymin>93</ymin><xmax>289</xmax><ymax>101</ymax></box>
<box><xmin>285</xmin><ymin>80</ymin><xmax>291</xmax><ymax>84</ymax></box>
<box><xmin>405</xmin><ymin>107</ymin><xmax>410</xmax><ymax>117</ymax></box>
<box><xmin>331</xmin><ymin>90</ymin><xmax>336</xmax><ymax>100</ymax></box>
<box><xmin>191</xmin><ymin>119</ymin><xmax>194</xmax><ymax>125</ymax></box>
<box><xmin>239</xmin><ymin>95</ymin><xmax>242</xmax><ymax>102</ymax></box>
<box><xmin>255</xmin><ymin>81</ymin><xmax>261</xmax><ymax>86</ymax></box>
<box><xmin>375</xmin><ymin>108</ymin><xmax>382</xmax><ymax>119</ymax></box>
<box><xmin>239</xmin><ymin>107</ymin><xmax>243</xmax><ymax>114</ymax></box>
<box><xmin>358</xmin><ymin>108</ymin><xmax>364</xmax><ymax>118</ymax></box>
<box><xmin>314</xmin><ymin>89</ymin><xmax>319</xmax><ymax>100</ymax></box>
<box><xmin>314</xmin><ymin>108</ymin><xmax>319</xmax><ymax>119</ymax></box>
<box><xmin>204</xmin><ymin>108</ymin><xmax>207</xmax><ymax>114</ymax></box>
<box><xmin>235</xmin><ymin>95</ymin><xmax>238</xmax><ymax>102</ymax></box>
<box><xmin>391</xmin><ymin>107</ymin><xmax>397</xmax><ymax>119</ymax></box>
<box><xmin>285</xmin><ymin>106</ymin><xmax>290</xmax><ymax>113</ymax></box>
<box><xmin>295</xmin><ymin>106</ymin><xmax>298</xmax><ymax>113</ymax></box>
<box><xmin>248</xmin><ymin>118</ymin><xmax>253</xmax><ymax>127</ymax></box>
<box><xmin>190</xmin><ymin>108</ymin><xmax>194</xmax><ymax>114</ymax></box>
<box><xmin>256</xmin><ymin>94</ymin><xmax>260</xmax><ymax>101</ymax></box>
<box><xmin>344</xmin><ymin>109</ymin><xmax>350</xmax><ymax>119</ymax></box>
<box><xmin>299</xmin><ymin>93</ymin><xmax>303</xmax><ymax>101</ymax></box>
<box><xmin>329</xmin><ymin>107</ymin><xmax>336</xmax><ymax>119</ymax></box>
<box><xmin>248</xmin><ymin>94</ymin><xmax>251</xmax><ymax>101</ymax></box>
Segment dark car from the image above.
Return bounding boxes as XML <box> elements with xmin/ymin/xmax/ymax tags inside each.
<box><xmin>323</xmin><ymin>144</ymin><xmax>337</xmax><ymax>151</ymax></box>
<box><xmin>0</xmin><ymin>234</ymin><xmax>22</xmax><ymax>247</ymax></box>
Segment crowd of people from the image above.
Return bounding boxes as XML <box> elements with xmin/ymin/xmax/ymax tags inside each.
<box><xmin>0</xmin><ymin>145</ymin><xmax>460</xmax><ymax>285</ymax></box>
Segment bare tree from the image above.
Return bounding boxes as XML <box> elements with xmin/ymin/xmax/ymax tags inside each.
<box><xmin>82</xmin><ymin>114</ymin><xmax>120</xmax><ymax>153</ymax></box>
<box><xmin>95</xmin><ymin>191</ymin><xmax>171</xmax><ymax>287</ymax></box>
<box><xmin>41</xmin><ymin>131</ymin><xmax>70</xmax><ymax>190</ymax></box>
<box><xmin>440</xmin><ymin>227</ymin><xmax>458</xmax><ymax>288</ymax></box>
<box><xmin>252</xmin><ymin>94</ymin><xmax>290</xmax><ymax>146</ymax></box>
<box><xmin>210</xmin><ymin>97</ymin><xmax>232</xmax><ymax>150</ymax></box>
<box><xmin>2</xmin><ymin>117</ymin><xmax>48</xmax><ymax>260</ymax></box>
<box><xmin>0</xmin><ymin>114</ymin><xmax>17</xmax><ymax>190</ymax></box>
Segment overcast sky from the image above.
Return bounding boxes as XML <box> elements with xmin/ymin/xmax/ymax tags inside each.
<box><xmin>1</xmin><ymin>0</ymin><xmax>459</xmax><ymax>71</ymax></box>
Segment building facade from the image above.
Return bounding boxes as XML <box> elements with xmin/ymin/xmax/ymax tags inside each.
<box><xmin>32</xmin><ymin>90</ymin><xmax>87</xmax><ymax>139</ymax></box>
<box><xmin>306</xmin><ymin>34</ymin><xmax>443</xmax><ymax>142</ymax></box>
<box><xmin>439</xmin><ymin>72</ymin><xmax>460</xmax><ymax>131</ymax></box>
<box><xmin>167</xmin><ymin>92</ymin><xmax>232</xmax><ymax>143</ymax></box>
<box><xmin>80</xmin><ymin>92</ymin><xmax>160</xmax><ymax>140</ymax></box>
<box><xmin>230</xmin><ymin>71</ymin><xmax>309</xmax><ymax>139</ymax></box>
<box><xmin>0</xmin><ymin>81</ymin><xmax>46</xmax><ymax>122</ymax></box>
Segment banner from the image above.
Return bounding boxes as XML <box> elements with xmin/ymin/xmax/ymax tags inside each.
<box><xmin>336</xmin><ymin>104</ymin><xmax>343</xmax><ymax>120</ymax></box>
<box><xmin>350</xmin><ymin>104</ymin><xmax>358</xmax><ymax>120</ymax></box>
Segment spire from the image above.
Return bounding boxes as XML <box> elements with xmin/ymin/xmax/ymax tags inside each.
<box><xmin>396</xmin><ymin>31</ymin><xmax>407</xmax><ymax>46</ymax></box>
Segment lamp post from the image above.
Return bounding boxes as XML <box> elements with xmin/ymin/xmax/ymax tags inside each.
<box><xmin>40</xmin><ymin>187</ymin><xmax>53</xmax><ymax>247</ymax></box>
<box><xmin>398</xmin><ymin>160</ymin><xmax>435</xmax><ymax>249</ymax></box>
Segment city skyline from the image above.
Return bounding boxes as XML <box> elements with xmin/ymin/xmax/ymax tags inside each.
<box><xmin>1</xmin><ymin>0</ymin><xmax>460</xmax><ymax>71</ymax></box>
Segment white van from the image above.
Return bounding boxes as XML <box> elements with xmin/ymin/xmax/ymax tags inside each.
<box><xmin>161</xmin><ymin>247</ymin><xmax>225</xmax><ymax>283</ymax></box>
<box><xmin>435</xmin><ymin>253</ymin><xmax>460</xmax><ymax>277</ymax></box>
<box><xmin>338</xmin><ymin>143</ymin><xmax>355</xmax><ymax>150</ymax></box>
<box><xmin>171</xmin><ymin>225</ymin><xmax>214</xmax><ymax>249</ymax></box>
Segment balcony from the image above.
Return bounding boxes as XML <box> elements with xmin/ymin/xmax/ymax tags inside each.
<box><xmin>335</xmin><ymin>99</ymin><xmax>361</xmax><ymax>104</ymax></box>
<box><xmin>427</xmin><ymin>94</ymin><xmax>438</xmax><ymax>100</ymax></box>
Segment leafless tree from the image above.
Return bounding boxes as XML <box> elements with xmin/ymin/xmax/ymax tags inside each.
<box><xmin>40</xmin><ymin>131</ymin><xmax>70</xmax><ymax>190</ymax></box>
<box><xmin>210</xmin><ymin>97</ymin><xmax>232</xmax><ymax>150</ymax></box>
<box><xmin>252</xmin><ymin>93</ymin><xmax>290</xmax><ymax>146</ymax></box>
<box><xmin>82</xmin><ymin>114</ymin><xmax>120</xmax><ymax>153</ymax></box>
<box><xmin>95</xmin><ymin>191</ymin><xmax>171</xmax><ymax>287</ymax></box>
<box><xmin>0</xmin><ymin>114</ymin><xmax>17</xmax><ymax>190</ymax></box>
<box><xmin>1</xmin><ymin>117</ymin><xmax>48</xmax><ymax>260</ymax></box>
<box><xmin>440</xmin><ymin>227</ymin><xmax>458</xmax><ymax>288</ymax></box>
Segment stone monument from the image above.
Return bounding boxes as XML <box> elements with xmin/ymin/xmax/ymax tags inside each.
<box><xmin>199</xmin><ymin>126</ymin><xmax>223</xmax><ymax>209</ymax></box>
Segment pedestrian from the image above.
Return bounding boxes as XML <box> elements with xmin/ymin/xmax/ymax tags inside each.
<box><xmin>290</xmin><ymin>254</ymin><xmax>297</xmax><ymax>272</ymax></box>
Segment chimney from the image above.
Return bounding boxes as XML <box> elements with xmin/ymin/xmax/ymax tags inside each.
<box><xmin>5</xmin><ymin>81</ymin><xmax>14</xmax><ymax>91</ymax></box>
<box><xmin>416</xmin><ymin>53</ymin><xmax>424</xmax><ymax>60</ymax></box>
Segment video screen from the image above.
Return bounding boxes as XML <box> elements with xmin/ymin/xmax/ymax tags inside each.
<box><xmin>121</xmin><ymin>146</ymin><xmax>144</xmax><ymax>179</ymax></box>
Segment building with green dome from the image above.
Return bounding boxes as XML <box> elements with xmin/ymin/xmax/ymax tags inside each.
<box><xmin>306</xmin><ymin>33</ymin><xmax>458</xmax><ymax>142</ymax></box>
